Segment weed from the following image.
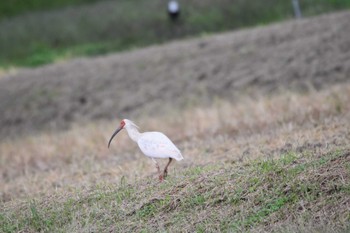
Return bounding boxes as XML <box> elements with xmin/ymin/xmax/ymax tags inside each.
<box><xmin>280</xmin><ymin>152</ymin><xmax>298</xmax><ymax>165</ymax></box>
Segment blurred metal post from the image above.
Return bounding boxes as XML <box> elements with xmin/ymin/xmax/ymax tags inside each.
<box><xmin>292</xmin><ymin>0</ymin><xmax>302</xmax><ymax>19</ymax></box>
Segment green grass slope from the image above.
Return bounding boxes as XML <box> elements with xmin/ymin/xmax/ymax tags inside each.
<box><xmin>1</xmin><ymin>147</ymin><xmax>349</xmax><ymax>232</ymax></box>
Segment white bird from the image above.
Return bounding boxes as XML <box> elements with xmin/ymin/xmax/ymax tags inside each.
<box><xmin>108</xmin><ymin>119</ymin><xmax>183</xmax><ymax>181</ymax></box>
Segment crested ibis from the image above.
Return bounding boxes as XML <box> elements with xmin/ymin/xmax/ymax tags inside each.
<box><xmin>108</xmin><ymin>119</ymin><xmax>183</xmax><ymax>181</ymax></box>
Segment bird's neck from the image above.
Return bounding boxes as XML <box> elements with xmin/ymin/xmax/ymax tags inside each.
<box><xmin>125</xmin><ymin>126</ymin><xmax>141</xmax><ymax>142</ymax></box>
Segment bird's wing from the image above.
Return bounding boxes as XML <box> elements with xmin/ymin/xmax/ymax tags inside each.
<box><xmin>137</xmin><ymin>132</ymin><xmax>183</xmax><ymax>161</ymax></box>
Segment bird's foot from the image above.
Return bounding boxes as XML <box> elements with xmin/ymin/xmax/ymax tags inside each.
<box><xmin>163</xmin><ymin>169</ymin><xmax>168</xmax><ymax>178</ymax></box>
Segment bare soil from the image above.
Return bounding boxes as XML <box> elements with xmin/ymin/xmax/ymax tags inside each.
<box><xmin>0</xmin><ymin>11</ymin><xmax>350</xmax><ymax>139</ymax></box>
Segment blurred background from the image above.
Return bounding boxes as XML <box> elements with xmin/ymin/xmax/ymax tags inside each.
<box><xmin>0</xmin><ymin>0</ymin><xmax>349</xmax><ymax>67</ymax></box>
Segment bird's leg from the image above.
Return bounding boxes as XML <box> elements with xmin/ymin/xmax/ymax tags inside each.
<box><xmin>152</xmin><ymin>158</ymin><xmax>163</xmax><ymax>182</ymax></box>
<box><xmin>163</xmin><ymin>158</ymin><xmax>173</xmax><ymax>178</ymax></box>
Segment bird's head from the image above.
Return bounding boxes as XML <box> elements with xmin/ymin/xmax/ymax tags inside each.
<box><xmin>107</xmin><ymin>119</ymin><xmax>139</xmax><ymax>148</ymax></box>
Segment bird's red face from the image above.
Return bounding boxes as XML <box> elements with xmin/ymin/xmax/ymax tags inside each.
<box><xmin>108</xmin><ymin>120</ymin><xmax>125</xmax><ymax>148</ymax></box>
<box><xmin>120</xmin><ymin>120</ymin><xmax>126</xmax><ymax>129</ymax></box>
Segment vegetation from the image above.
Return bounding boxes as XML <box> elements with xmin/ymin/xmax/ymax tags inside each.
<box><xmin>1</xmin><ymin>4</ymin><xmax>349</xmax><ymax>232</ymax></box>
<box><xmin>0</xmin><ymin>0</ymin><xmax>100</xmax><ymax>19</ymax></box>
<box><xmin>1</xmin><ymin>0</ymin><xmax>350</xmax><ymax>67</ymax></box>
<box><xmin>1</xmin><ymin>82</ymin><xmax>349</xmax><ymax>232</ymax></box>
<box><xmin>1</xmin><ymin>147</ymin><xmax>349</xmax><ymax>232</ymax></box>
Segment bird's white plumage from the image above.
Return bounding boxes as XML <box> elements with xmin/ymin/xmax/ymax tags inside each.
<box><xmin>137</xmin><ymin>132</ymin><xmax>183</xmax><ymax>161</ymax></box>
<box><xmin>115</xmin><ymin>119</ymin><xmax>183</xmax><ymax>161</ymax></box>
<box><xmin>108</xmin><ymin>119</ymin><xmax>183</xmax><ymax>181</ymax></box>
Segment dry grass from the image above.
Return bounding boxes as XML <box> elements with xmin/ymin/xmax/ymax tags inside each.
<box><xmin>0</xmin><ymin>67</ymin><xmax>17</xmax><ymax>79</ymax></box>
<box><xmin>1</xmin><ymin>81</ymin><xmax>350</xmax><ymax>232</ymax></box>
<box><xmin>1</xmin><ymin>83</ymin><xmax>349</xmax><ymax>203</ymax></box>
<box><xmin>1</xmin><ymin>10</ymin><xmax>350</xmax><ymax>231</ymax></box>
<box><xmin>2</xmin><ymin>10</ymin><xmax>350</xmax><ymax>139</ymax></box>
<box><xmin>1</xmin><ymin>142</ymin><xmax>349</xmax><ymax>232</ymax></box>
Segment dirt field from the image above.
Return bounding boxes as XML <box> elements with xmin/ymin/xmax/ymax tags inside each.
<box><xmin>0</xmin><ymin>11</ymin><xmax>349</xmax><ymax>140</ymax></box>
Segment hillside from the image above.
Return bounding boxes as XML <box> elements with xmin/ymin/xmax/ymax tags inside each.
<box><xmin>1</xmin><ymin>11</ymin><xmax>350</xmax><ymax>140</ymax></box>
<box><xmin>2</xmin><ymin>146</ymin><xmax>349</xmax><ymax>232</ymax></box>
<box><xmin>1</xmin><ymin>0</ymin><xmax>349</xmax><ymax>67</ymax></box>
<box><xmin>1</xmin><ymin>11</ymin><xmax>350</xmax><ymax>232</ymax></box>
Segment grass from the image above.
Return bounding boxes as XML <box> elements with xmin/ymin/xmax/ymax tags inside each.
<box><xmin>1</xmin><ymin>0</ymin><xmax>350</xmax><ymax>68</ymax></box>
<box><xmin>1</xmin><ymin>83</ymin><xmax>350</xmax><ymax>202</ymax></box>
<box><xmin>0</xmin><ymin>81</ymin><xmax>350</xmax><ymax>231</ymax></box>
<box><xmin>0</xmin><ymin>0</ymin><xmax>100</xmax><ymax>19</ymax></box>
<box><xmin>1</xmin><ymin>147</ymin><xmax>349</xmax><ymax>232</ymax></box>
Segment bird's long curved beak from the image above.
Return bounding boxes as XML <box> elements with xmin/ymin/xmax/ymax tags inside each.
<box><xmin>108</xmin><ymin>127</ymin><xmax>122</xmax><ymax>148</ymax></box>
